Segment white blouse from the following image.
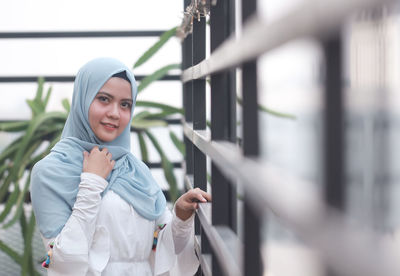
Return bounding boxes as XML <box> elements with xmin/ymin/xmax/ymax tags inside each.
<box><xmin>41</xmin><ymin>173</ymin><xmax>199</xmax><ymax>276</ymax></box>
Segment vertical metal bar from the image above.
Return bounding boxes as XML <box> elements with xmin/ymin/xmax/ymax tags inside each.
<box><xmin>323</xmin><ymin>33</ymin><xmax>344</xmax><ymax>210</ymax></box>
<box><xmin>322</xmin><ymin>32</ymin><xmax>344</xmax><ymax>276</ymax></box>
<box><xmin>210</xmin><ymin>0</ymin><xmax>237</xmax><ymax>274</ymax></box>
<box><xmin>183</xmin><ymin>28</ymin><xmax>194</xmax><ymax>175</ymax></box>
<box><xmin>191</xmin><ymin>11</ymin><xmax>210</xmax><ymax>267</ymax></box>
<box><xmin>242</xmin><ymin>0</ymin><xmax>262</xmax><ymax>275</ymax></box>
<box><xmin>193</xmin><ymin>17</ymin><xmax>206</xmax><ymax>130</ymax></box>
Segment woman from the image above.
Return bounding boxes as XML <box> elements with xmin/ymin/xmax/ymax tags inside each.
<box><xmin>30</xmin><ymin>57</ymin><xmax>210</xmax><ymax>275</ymax></box>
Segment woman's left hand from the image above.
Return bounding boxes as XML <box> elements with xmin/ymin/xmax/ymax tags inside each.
<box><xmin>175</xmin><ymin>188</ymin><xmax>211</xmax><ymax>221</ymax></box>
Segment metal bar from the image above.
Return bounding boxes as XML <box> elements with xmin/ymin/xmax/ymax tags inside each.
<box><xmin>323</xmin><ymin>34</ymin><xmax>344</xmax><ymax>210</ymax></box>
<box><xmin>0</xmin><ymin>30</ymin><xmax>166</xmax><ymax>39</ymax></box>
<box><xmin>181</xmin><ymin>0</ymin><xmax>394</xmax><ymax>83</ymax></box>
<box><xmin>322</xmin><ymin>32</ymin><xmax>344</xmax><ymax>276</ymax></box>
<box><xmin>191</xmin><ymin>13</ymin><xmax>209</xmax><ymax>263</ymax></box>
<box><xmin>0</xmin><ymin>75</ymin><xmax>180</xmax><ymax>83</ymax></box>
<box><xmin>194</xmin><ymin>236</ymin><xmax>213</xmax><ymax>276</ymax></box>
<box><xmin>182</xmin><ymin>122</ymin><xmax>400</xmax><ymax>276</ymax></box>
<box><xmin>192</xmin><ymin>16</ymin><xmax>206</xmax><ymax>130</ymax></box>
<box><xmin>210</xmin><ymin>1</ymin><xmax>238</xmax><ymax>274</ymax></box>
<box><xmin>241</xmin><ymin>0</ymin><xmax>262</xmax><ymax>275</ymax></box>
<box><xmin>143</xmin><ymin>161</ymin><xmax>182</xmax><ymax>169</ymax></box>
<box><xmin>182</xmin><ymin>2</ymin><xmax>194</xmax><ymax>175</ymax></box>
<box><xmin>196</xmin><ymin>202</ymin><xmax>242</xmax><ymax>276</ymax></box>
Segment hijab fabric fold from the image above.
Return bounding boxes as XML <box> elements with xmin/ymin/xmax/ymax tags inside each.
<box><xmin>30</xmin><ymin>57</ymin><xmax>166</xmax><ymax>238</ymax></box>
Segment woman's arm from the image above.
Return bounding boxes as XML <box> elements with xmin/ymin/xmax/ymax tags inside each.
<box><xmin>43</xmin><ymin>172</ymin><xmax>108</xmax><ymax>275</ymax></box>
<box><xmin>43</xmin><ymin>147</ymin><xmax>114</xmax><ymax>275</ymax></box>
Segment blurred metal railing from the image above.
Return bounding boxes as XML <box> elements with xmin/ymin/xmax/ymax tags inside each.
<box><xmin>181</xmin><ymin>0</ymin><xmax>399</xmax><ymax>275</ymax></box>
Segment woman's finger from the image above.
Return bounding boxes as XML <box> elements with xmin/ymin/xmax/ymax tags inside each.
<box><xmin>199</xmin><ymin>190</ymin><xmax>212</xmax><ymax>202</ymax></box>
<box><xmin>83</xmin><ymin>151</ymin><xmax>89</xmax><ymax>160</ymax></box>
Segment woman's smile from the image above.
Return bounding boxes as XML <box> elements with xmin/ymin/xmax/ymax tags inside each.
<box><xmin>88</xmin><ymin>77</ymin><xmax>132</xmax><ymax>142</ymax></box>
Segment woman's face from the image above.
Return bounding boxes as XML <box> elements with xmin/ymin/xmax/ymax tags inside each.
<box><xmin>88</xmin><ymin>77</ymin><xmax>132</xmax><ymax>142</ymax></box>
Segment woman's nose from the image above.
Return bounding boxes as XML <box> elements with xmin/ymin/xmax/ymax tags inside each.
<box><xmin>106</xmin><ymin>104</ymin><xmax>120</xmax><ymax>119</ymax></box>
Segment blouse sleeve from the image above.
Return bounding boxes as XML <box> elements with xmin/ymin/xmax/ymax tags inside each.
<box><xmin>152</xmin><ymin>206</ymin><xmax>199</xmax><ymax>276</ymax></box>
<box><xmin>41</xmin><ymin>172</ymin><xmax>108</xmax><ymax>276</ymax></box>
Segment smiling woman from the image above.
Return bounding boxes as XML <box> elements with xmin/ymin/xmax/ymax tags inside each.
<box><xmin>29</xmin><ymin>57</ymin><xmax>210</xmax><ymax>275</ymax></box>
<box><xmin>89</xmin><ymin>75</ymin><xmax>133</xmax><ymax>142</ymax></box>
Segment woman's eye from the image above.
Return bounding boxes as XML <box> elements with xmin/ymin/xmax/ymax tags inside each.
<box><xmin>121</xmin><ymin>102</ymin><xmax>132</xmax><ymax>109</ymax></box>
<box><xmin>98</xmin><ymin>96</ymin><xmax>109</xmax><ymax>102</ymax></box>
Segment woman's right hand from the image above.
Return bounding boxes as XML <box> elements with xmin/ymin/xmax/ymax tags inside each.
<box><xmin>83</xmin><ymin>146</ymin><xmax>115</xmax><ymax>179</ymax></box>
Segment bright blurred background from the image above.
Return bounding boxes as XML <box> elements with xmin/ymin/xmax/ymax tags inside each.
<box><xmin>0</xmin><ymin>0</ymin><xmax>399</xmax><ymax>275</ymax></box>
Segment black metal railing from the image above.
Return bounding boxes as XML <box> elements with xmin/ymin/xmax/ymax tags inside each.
<box><xmin>181</xmin><ymin>0</ymin><xmax>399</xmax><ymax>275</ymax></box>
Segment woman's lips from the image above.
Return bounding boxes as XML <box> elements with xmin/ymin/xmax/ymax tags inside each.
<box><xmin>101</xmin><ymin>122</ymin><xmax>118</xmax><ymax>130</ymax></box>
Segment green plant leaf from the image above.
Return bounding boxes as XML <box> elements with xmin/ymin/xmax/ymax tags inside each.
<box><xmin>43</xmin><ymin>86</ymin><xmax>53</xmax><ymax>110</ymax></box>
<box><xmin>3</xmin><ymin>112</ymin><xmax>66</xmax><ymax>206</ymax></box>
<box><xmin>132</xmin><ymin>119</ymin><xmax>167</xmax><ymax>129</ymax></box>
<box><xmin>134</xmin><ymin>27</ymin><xmax>178</xmax><ymax>69</ymax></box>
<box><xmin>133</xmin><ymin>111</ymin><xmax>152</xmax><ymax>120</ymax></box>
<box><xmin>34</xmin><ymin>77</ymin><xmax>44</xmax><ymax>103</ymax></box>
<box><xmin>0</xmin><ymin>185</ymin><xmax>19</xmax><ymax>224</ymax></box>
<box><xmin>137</xmin><ymin>63</ymin><xmax>180</xmax><ymax>93</ymax></box>
<box><xmin>145</xmin><ymin>130</ymin><xmax>179</xmax><ymax>202</ymax></box>
<box><xmin>21</xmin><ymin>210</ymin><xmax>36</xmax><ymax>276</ymax></box>
<box><xmin>169</xmin><ymin>131</ymin><xmax>185</xmax><ymax>155</ymax></box>
<box><xmin>0</xmin><ymin>136</ymin><xmax>23</xmax><ymax>163</ymax></box>
<box><xmin>236</xmin><ymin>97</ymin><xmax>296</xmax><ymax>119</ymax></box>
<box><xmin>137</xmin><ymin>132</ymin><xmax>149</xmax><ymax>162</ymax></box>
<box><xmin>0</xmin><ymin>121</ymin><xmax>29</xmax><ymax>132</ymax></box>
<box><xmin>3</xmin><ymin>151</ymin><xmax>37</xmax><ymax>229</ymax></box>
<box><xmin>0</xmin><ymin>240</ymin><xmax>22</xmax><ymax>264</ymax></box>
<box><xmin>135</xmin><ymin>101</ymin><xmax>183</xmax><ymax>114</ymax></box>
<box><xmin>62</xmin><ymin>98</ymin><xmax>70</xmax><ymax>113</ymax></box>
<box><xmin>26</xmin><ymin>99</ymin><xmax>42</xmax><ymax>116</ymax></box>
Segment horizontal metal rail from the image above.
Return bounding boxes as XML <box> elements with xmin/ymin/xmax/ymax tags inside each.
<box><xmin>0</xmin><ymin>75</ymin><xmax>180</xmax><ymax>83</ymax></box>
<box><xmin>0</xmin><ymin>30</ymin><xmax>166</xmax><ymax>39</ymax></box>
<box><xmin>181</xmin><ymin>0</ymin><xmax>394</xmax><ymax>83</ymax></box>
<box><xmin>183</xmin><ymin>121</ymin><xmax>400</xmax><ymax>276</ymax></box>
<box><xmin>185</xmin><ymin>174</ymin><xmax>242</xmax><ymax>276</ymax></box>
<box><xmin>194</xmin><ymin>236</ymin><xmax>212</xmax><ymax>276</ymax></box>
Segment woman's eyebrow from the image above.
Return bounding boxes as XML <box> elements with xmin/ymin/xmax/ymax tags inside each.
<box><xmin>123</xmin><ymin>98</ymin><xmax>133</xmax><ymax>103</ymax></box>
<box><xmin>97</xmin><ymin>91</ymin><xmax>133</xmax><ymax>102</ymax></box>
<box><xmin>97</xmin><ymin>91</ymin><xmax>114</xmax><ymax>99</ymax></box>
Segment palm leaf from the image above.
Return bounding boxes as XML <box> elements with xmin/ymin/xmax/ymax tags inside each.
<box><xmin>62</xmin><ymin>98</ymin><xmax>70</xmax><ymax>113</ymax></box>
<box><xmin>43</xmin><ymin>85</ymin><xmax>53</xmax><ymax>110</ymax></box>
<box><xmin>0</xmin><ymin>240</ymin><xmax>22</xmax><ymax>265</ymax></box>
<box><xmin>144</xmin><ymin>130</ymin><xmax>179</xmax><ymax>202</ymax></box>
<box><xmin>137</xmin><ymin>63</ymin><xmax>180</xmax><ymax>93</ymax></box>
<box><xmin>0</xmin><ymin>121</ymin><xmax>29</xmax><ymax>132</ymax></box>
<box><xmin>236</xmin><ymin>97</ymin><xmax>296</xmax><ymax>119</ymax></box>
<box><xmin>0</xmin><ymin>185</ymin><xmax>19</xmax><ymax>224</ymax></box>
<box><xmin>169</xmin><ymin>131</ymin><xmax>185</xmax><ymax>155</ymax></box>
<box><xmin>20</xmin><ymin>210</ymin><xmax>37</xmax><ymax>275</ymax></box>
<box><xmin>134</xmin><ymin>27</ymin><xmax>178</xmax><ymax>69</ymax></box>
<box><xmin>132</xmin><ymin>119</ymin><xmax>167</xmax><ymax>129</ymax></box>
<box><xmin>137</xmin><ymin>132</ymin><xmax>149</xmax><ymax>162</ymax></box>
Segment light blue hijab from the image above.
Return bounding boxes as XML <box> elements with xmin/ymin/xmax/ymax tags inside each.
<box><xmin>30</xmin><ymin>57</ymin><xmax>166</xmax><ymax>238</ymax></box>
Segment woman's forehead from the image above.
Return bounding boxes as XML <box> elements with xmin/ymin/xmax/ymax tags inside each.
<box><xmin>97</xmin><ymin>77</ymin><xmax>133</xmax><ymax>99</ymax></box>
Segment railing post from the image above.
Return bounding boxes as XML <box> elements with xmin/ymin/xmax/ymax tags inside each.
<box><xmin>210</xmin><ymin>0</ymin><xmax>237</xmax><ymax>274</ymax></box>
<box><xmin>241</xmin><ymin>0</ymin><xmax>263</xmax><ymax>275</ymax></box>
<box><xmin>182</xmin><ymin>0</ymin><xmax>193</xmax><ymax>176</ymax></box>
<box><xmin>191</xmin><ymin>8</ymin><xmax>210</xmax><ymax>271</ymax></box>
<box><xmin>322</xmin><ymin>32</ymin><xmax>344</xmax><ymax>276</ymax></box>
